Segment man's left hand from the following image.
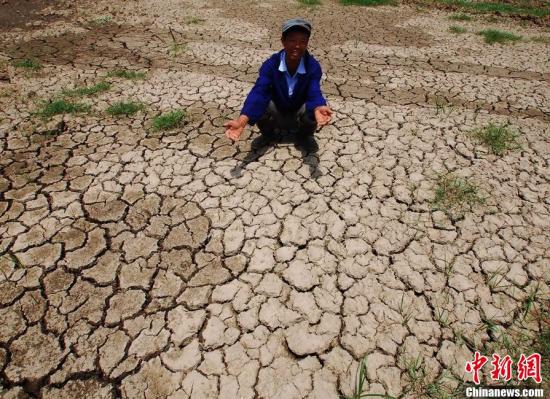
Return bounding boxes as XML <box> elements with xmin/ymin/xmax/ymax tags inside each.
<box><xmin>314</xmin><ymin>105</ymin><xmax>333</xmax><ymax>127</ymax></box>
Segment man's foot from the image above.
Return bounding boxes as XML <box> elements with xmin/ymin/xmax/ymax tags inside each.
<box><xmin>296</xmin><ymin>134</ymin><xmax>318</xmax><ymax>153</ymax></box>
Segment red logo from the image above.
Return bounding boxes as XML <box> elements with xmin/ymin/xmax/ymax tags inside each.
<box><xmin>517</xmin><ymin>353</ymin><xmax>542</xmax><ymax>384</ymax></box>
<box><xmin>490</xmin><ymin>354</ymin><xmax>513</xmax><ymax>382</ymax></box>
<box><xmin>465</xmin><ymin>352</ymin><xmax>542</xmax><ymax>384</ymax></box>
<box><xmin>465</xmin><ymin>352</ymin><xmax>488</xmax><ymax>385</ymax></box>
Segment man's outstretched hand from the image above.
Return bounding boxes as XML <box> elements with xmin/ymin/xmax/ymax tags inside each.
<box><xmin>224</xmin><ymin>115</ymin><xmax>249</xmax><ymax>142</ymax></box>
<box><xmin>314</xmin><ymin>105</ymin><xmax>332</xmax><ymax>127</ymax></box>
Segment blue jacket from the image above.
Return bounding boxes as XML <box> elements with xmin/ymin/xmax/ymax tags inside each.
<box><xmin>241</xmin><ymin>50</ymin><xmax>327</xmax><ymax>125</ymax></box>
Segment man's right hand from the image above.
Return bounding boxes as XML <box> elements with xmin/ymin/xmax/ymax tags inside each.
<box><xmin>224</xmin><ymin>115</ymin><xmax>249</xmax><ymax>142</ymax></box>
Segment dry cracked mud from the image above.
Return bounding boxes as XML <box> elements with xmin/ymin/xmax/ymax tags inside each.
<box><xmin>0</xmin><ymin>0</ymin><xmax>549</xmax><ymax>398</ymax></box>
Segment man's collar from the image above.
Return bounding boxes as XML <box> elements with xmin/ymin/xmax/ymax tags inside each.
<box><xmin>279</xmin><ymin>51</ymin><xmax>306</xmax><ymax>75</ymax></box>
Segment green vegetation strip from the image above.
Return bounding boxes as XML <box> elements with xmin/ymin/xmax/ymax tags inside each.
<box><xmin>449</xmin><ymin>25</ymin><xmax>467</xmax><ymax>34</ymax></box>
<box><xmin>36</xmin><ymin>99</ymin><xmax>91</xmax><ymax>118</ymax></box>
<box><xmin>107</xmin><ymin>69</ymin><xmax>146</xmax><ymax>79</ymax></box>
<box><xmin>340</xmin><ymin>0</ymin><xmax>396</xmax><ymax>6</ymax></box>
<box><xmin>433</xmin><ymin>174</ymin><xmax>485</xmax><ymax>212</ymax></box>
<box><xmin>107</xmin><ymin>101</ymin><xmax>144</xmax><ymax>116</ymax></box>
<box><xmin>63</xmin><ymin>81</ymin><xmax>111</xmax><ymax>97</ymax></box>
<box><xmin>13</xmin><ymin>58</ymin><xmax>42</xmax><ymax>70</ymax></box>
<box><xmin>152</xmin><ymin>110</ymin><xmax>186</xmax><ymax>131</ymax></box>
<box><xmin>438</xmin><ymin>0</ymin><xmax>550</xmax><ymax>17</ymax></box>
<box><xmin>471</xmin><ymin>123</ymin><xmax>521</xmax><ymax>155</ymax></box>
<box><xmin>478</xmin><ymin>29</ymin><xmax>522</xmax><ymax>44</ymax></box>
<box><xmin>449</xmin><ymin>12</ymin><xmax>472</xmax><ymax>21</ymax></box>
<box><xmin>299</xmin><ymin>0</ymin><xmax>321</xmax><ymax>5</ymax></box>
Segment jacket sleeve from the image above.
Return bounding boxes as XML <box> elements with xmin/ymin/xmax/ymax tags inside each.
<box><xmin>305</xmin><ymin>62</ymin><xmax>327</xmax><ymax>113</ymax></box>
<box><xmin>240</xmin><ymin>59</ymin><xmax>273</xmax><ymax>125</ymax></box>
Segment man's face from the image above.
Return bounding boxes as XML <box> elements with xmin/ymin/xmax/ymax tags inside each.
<box><xmin>282</xmin><ymin>30</ymin><xmax>309</xmax><ymax>63</ymax></box>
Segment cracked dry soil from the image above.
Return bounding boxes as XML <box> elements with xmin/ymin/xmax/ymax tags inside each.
<box><xmin>0</xmin><ymin>0</ymin><xmax>549</xmax><ymax>398</ymax></box>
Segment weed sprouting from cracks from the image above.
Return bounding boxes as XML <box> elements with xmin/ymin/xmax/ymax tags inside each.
<box><xmin>341</xmin><ymin>0</ymin><xmax>396</xmax><ymax>6</ymax></box>
<box><xmin>13</xmin><ymin>58</ymin><xmax>42</xmax><ymax>70</ymax></box>
<box><xmin>62</xmin><ymin>81</ymin><xmax>111</xmax><ymax>97</ymax></box>
<box><xmin>433</xmin><ymin>174</ymin><xmax>485</xmax><ymax>213</ymax></box>
<box><xmin>478</xmin><ymin>29</ymin><xmax>522</xmax><ymax>44</ymax></box>
<box><xmin>471</xmin><ymin>123</ymin><xmax>521</xmax><ymax>155</ymax></box>
<box><xmin>107</xmin><ymin>69</ymin><xmax>146</xmax><ymax>79</ymax></box>
<box><xmin>35</xmin><ymin>99</ymin><xmax>91</xmax><ymax>119</ymax></box>
<box><xmin>151</xmin><ymin>109</ymin><xmax>186</xmax><ymax>131</ymax></box>
<box><xmin>449</xmin><ymin>25</ymin><xmax>467</xmax><ymax>34</ymax></box>
<box><xmin>344</xmin><ymin>355</ymin><xmax>398</xmax><ymax>398</ymax></box>
<box><xmin>106</xmin><ymin>101</ymin><xmax>145</xmax><ymax>116</ymax></box>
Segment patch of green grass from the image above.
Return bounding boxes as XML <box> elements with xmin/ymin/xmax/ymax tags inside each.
<box><xmin>62</xmin><ymin>81</ymin><xmax>111</xmax><ymax>97</ymax></box>
<box><xmin>93</xmin><ymin>15</ymin><xmax>113</xmax><ymax>25</ymax></box>
<box><xmin>0</xmin><ymin>88</ymin><xmax>13</xmax><ymax>98</ymax></box>
<box><xmin>35</xmin><ymin>99</ymin><xmax>91</xmax><ymax>118</ymax></box>
<box><xmin>398</xmin><ymin>293</ymin><xmax>415</xmax><ymax>326</ymax></box>
<box><xmin>170</xmin><ymin>42</ymin><xmax>186</xmax><ymax>57</ymax></box>
<box><xmin>106</xmin><ymin>101</ymin><xmax>145</xmax><ymax>116</ymax></box>
<box><xmin>401</xmin><ymin>356</ymin><xmax>426</xmax><ymax>393</ymax></box>
<box><xmin>299</xmin><ymin>0</ymin><xmax>321</xmax><ymax>5</ymax></box>
<box><xmin>449</xmin><ymin>13</ymin><xmax>472</xmax><ymax>21</ymax></box>
<box><xmin>344</xmin><ymin>355</ymin><xmax>397</xmax><ymax>398</ymax></box>
<box><xmin>107</xmin><ymin>69</ymin><xmax>146</xmax><ymax>80</ymax></box>
<box><xmin>449</xmin><ymin>25</ymin><xmax>467</xmax><ymax>34</ymax></box>
<box><xmin>521</xmin><ymin>283</ymin><xmax>540</xmax><ymax>320</ymax></box>
<box><xmin>12</xmin><ymin>58</ymin><xmax>42</xmax><ymax>70</ymax></box>
<box><xmin>433</xmin><ymin>174</ymin><xmax>485</xmax><ymax>212</ymax></box>
<box><xmin>437</xmin><ymin>0</ymin><xmax>550</xmax><ymax>17</ymax></box>
<box><xmin>340</xmin><ymin>0</ymin><xmax>396</xmax><ymax>6</ymax></box>
<box><xmin>478</xmin><ymin>29</ymin><xmax>522</xmax><ymax>44</ymax></box>
<box><xmin>152</xmin><ymin>109</ymin><xmax>186</xmax><ymax>131</ymax></box>
<box><xmin>186</xmin><ymin>16</ymin><xmax>205</xmax><ymax>24</ymax></box>
<box><xmin>471</xmin><ymin>123</ymin><xmax>521</xmax><ymax>155</ymax></box>
<box><xmin>434</xmin><ymin>96</ymin><xmax>454</xmax><ymax>116</ymax></box>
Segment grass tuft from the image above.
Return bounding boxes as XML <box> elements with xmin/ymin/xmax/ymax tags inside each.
<box><xmin>344</xmin><ymin>355</ymin><xmax>397</xmax><ymax>398</ymax></box>
<box><xmin>35</xmin><ymin>99</ymin><xmax>91</xmax><ymax>118</ymax></box>
<box><xmin>152</xmin><ymin>109</ymin><xmax>186</xmax><ymax>131</ymax></box>
<box><xmin>449</xmin><ymin>25</ymin><xmax>467</xmax><ymax>34</ymax></box>
<box><xmin>438</xmin><ymin>0</ymin><xmax>550</xmax><ymax>17</ymax></box>
<box><xmin>93</xmin><ymin>15</ymin><xmax>113</xmax><ymax>25</ymax></box>
<box><xmin>170</xmin><ymin>42</ymin><xmax>186</xmax><ymax>57</ymax></box>
<box><xmin>62</xmin><ymin>81</ymin><xmax>111</xmax><ymax>97</ymax></box>
<box><xmin>13</xmin><ymin>58</ymin><xmax>42</xmax><ymax>70</ymax></box>
<box><xmin>449</xmin><ymin>13</ymin><xmax>472</xmax><ymax>21</ymax></box>
<box><xmin>299</xmin><ymin>0</ymin><xmax>321</xmax><ymax>5</ymax></box>
<box><xmin>433</xmin><ymin>174</ymin><xmax>485</xmax><ymax>212</ymax></box>
<box><xmin>341</xmin><ymin>0</ymin><xmax>396</xmax><ymax>6</ymax></box>
<box><xmin>106</xmin><ymin>101</ymin><xmax>144</xmax><ymax>116</ymax></box>
<box><xmin>186</xmin><ymin>17</ymin><xmax>205</xmax><ymax>24</ymax></box>
<box><xmin>9</xmin><ymin>253</ymin><xmax>23</xmax><ymax>268</ymax></box>
<box><xmin>478</xmin><ymin>29</ymin><xmax>522</xmax><ymax>44</ymax></box>
<box><xmin>471</xmin><ymin>123</ymin><xmax>521</xmax><ymax>155</ymax></box>
<box><xmin>107</xmin><ymin>69</ymin><xmax>146</xmax><ymax>80</ymax></box>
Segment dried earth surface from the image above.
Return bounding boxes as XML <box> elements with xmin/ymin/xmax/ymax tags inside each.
<box><xmin>0</xmin><ymin>0</ymin><xmax>549</xmax><ymax>397</ymax></box>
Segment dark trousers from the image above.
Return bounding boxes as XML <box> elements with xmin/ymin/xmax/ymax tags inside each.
<box><xmin>257</xmin><ymin>101</ymin><xmax>317</xmax><ymax>138</ymax></box>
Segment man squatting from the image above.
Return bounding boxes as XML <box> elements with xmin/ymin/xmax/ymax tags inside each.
<box><xmin>224</xmin><ymin>18</ymin><xmax>333</xmax><ymax>148</ymax></box>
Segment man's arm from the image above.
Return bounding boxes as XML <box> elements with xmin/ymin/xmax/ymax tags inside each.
<box><xmin>305</xmin><ymin>62</ymin><xmax>332</xmax><ymax>127</ymax></box>
<box><xmin>225</xmin><ymin>59</ymin><xmax>273</xmax><ymax>142</ymax></box>
<box><xmin>224</xmin><ymin>115</ymin><xmax>249</xmax><ymax>142</ymax></box>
